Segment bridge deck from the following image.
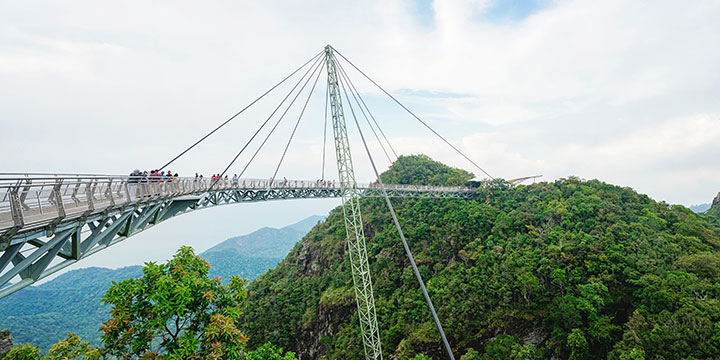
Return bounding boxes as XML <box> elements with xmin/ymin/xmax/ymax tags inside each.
<box><xmin>0</xmin><ymin>175</ymin><xmax>476</xmax><ymax>298</ymax></box>
<box><xmin>1</xmin><ymin>176</ymin><xmax>474</xmax><ymax>240</ymax></box>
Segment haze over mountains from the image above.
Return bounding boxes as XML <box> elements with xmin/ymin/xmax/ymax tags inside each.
<box><xmin>690</xmin><ymin>203</ymin><xmax>712</xmax><ymax>213</ymax></box>
<box><xmin>0</xmin><ymin>215</ymin><xmax>325</xmax><ymax>351</ymax></box>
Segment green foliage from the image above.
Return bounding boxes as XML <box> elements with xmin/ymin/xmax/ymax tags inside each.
<box><xmin>478</xmin><ymin>335</ymin><xmax>538</xmax><ymax>360</ymax></box>
<box><xmin>379</xmin><ymin>154</ymin><xmax>473</xmax><ymax>186</ymax></box>
<box><xmin>567</xmin><ymin>329</ymin><xmax>588</xmax><ymax>360</ymax></box>
<box><xmin>243</xmin><ymin>159</ymin><xmax>720</xmax><ymax>360</ymax></box>
<box><xmin>3</xmin><ymin>246</ymin><xmax>301</xmax><ymax>360</ymax></box>
<box><xmin>406</xmin><ymin>354</ymin><xmax>432</xmax><ymax>360</ymax></box>
<box><xmin>243</xmin><ymin>342</ymin><xmax>297</xmax><ymax>360</ymax></box>
<box><xmin>0</xmin><ymin>216</ymin><xmax>318</xmax><ymax>351</ymax></box>
<box><xmin>0</xmin><ymin>266</ymin><xmax>143</xmax><ymax>351</ymax></box>
<box><xmin>3</xmin><ymin>344</ymin><xmax>40</xmax><ymax>360</ymax></box>
<box><xmin>460</xmin><ymin>348</ymin><xmax>480</xmax><ymax>360</ymax></box>
<box><xmin>704</xmin><ymin>202</ymin><xmax>720</xmax><ymax>227</ymax></box>
<box><xmin>100</xmin><ymin>246</ymin><xmax>249</xmax><ymax>359</ymax></box>
<box><xmin>2</xmin><ymin>334</ymin><xmax>99</xmax><ymax>360</ymax></box>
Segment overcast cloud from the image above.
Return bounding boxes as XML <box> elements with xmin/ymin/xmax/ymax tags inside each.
<box><xmin>1</xmin><ymin>0</ymin><xmax>719</xmax><ymax>268</ymax></box>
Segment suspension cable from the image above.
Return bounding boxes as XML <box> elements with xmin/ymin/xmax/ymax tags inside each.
<box><xmin>236</xmin><ymin>57</ymin><xmax>326</xmax><ymax>180</ymax></box>
<box><xmin>335</xmin><ymin>59</ymin><xmax>398</xmax><ymax>160</ymax></box>
<box><xmin>321</xmin><ymin>76</ymin><xmax>329</xmax><ymax>180</ymax></box>
<box><xmin>336</xmin><ymin>58</ymin><xmax>457</xmax><ymax>360</ymax></box>
<box><xmin>159</xmin><ymin>50</ymin><xmax>324</xmax><ymax>171</ymax></box>
<box><xmin>208</xmin><ymin>55</ymin><xmax>325</xmax><ymax>191</ymax></box>
<box><xmin>336</xmin><ymin>61</ymin><xmax>395</xmax><ymax>164</ymax></box>
<box><xmin>332</xmin><ymin>47</ymin><xmax>494</xmax><ymax>180</ymax></box>
<box><xmin>271</xmin><ymin>57</ymin><xmax>324</xmax><ymax>181</ymax></box>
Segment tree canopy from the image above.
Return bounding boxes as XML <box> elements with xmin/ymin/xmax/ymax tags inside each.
<box><xmin>243</xmin><ymin>158</ymin><xmax>720</xmax><ymax>359</ymax></box>
<box><xmin>378</xmin><ymin>154</ymin><xmax>474</xmax><ymax>186</ymax></box>
<box><xmin>3</xmin><ymin>247</ymin><xmax>297</xmax><ymax>360</ymax></box>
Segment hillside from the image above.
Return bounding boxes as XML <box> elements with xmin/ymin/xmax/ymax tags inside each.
<box><xmin>704</xmin><ymin>193</ymin><xmax>720</xmax><ymax>227</ymax></box>
<box><xmin>242</xmin><ymin>155</ymin><xmax>720</xmax><ymax>360</ymax></box>
<box><xmin>0</xmin><ymin>215</ymin><xmax>324</xmax><ymax>352</ymax></box>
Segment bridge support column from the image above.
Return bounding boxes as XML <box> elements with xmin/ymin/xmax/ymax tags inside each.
<box><xmin>325</xmin><ymin>45</ymin><xmax>383</xmax><ymax>360</ymax></box>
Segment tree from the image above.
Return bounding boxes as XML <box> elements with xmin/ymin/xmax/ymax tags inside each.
<box><xmin>2</xmin><ymin>334</ymin><xmax>99</xmax><ymax>360</ymax></box>
<box><xmin>378</xmin><ymin>154</ymin><xmax>474</xmax><ymax>186</ymax></box>
<box><xmin>100</xmin><ymin>246</ymin><xmax>249</xmax><ymax>359</ymax></box>
<box><xmin>2</xmin><ymin>344</ymin><xmax>40</xmax><ymax>360</ymax></box>
<box><xmin>4</xmin><ymin>246</ymin><xmax>297</xmax><ymax>359</ymax></box>
<box><xmin>567</xmin><ymin>329</ymin><xmax>589</xmax><ymax>360</ymax></box>
<box><xmin>243</xmin><ymin>342</ymin><xmax>297</xmax><ymax>360</ymax></box>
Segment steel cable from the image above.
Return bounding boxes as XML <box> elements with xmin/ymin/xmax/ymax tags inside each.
<box><xmin>335</xmin><ymin>60</ymin><xmax>398</xmax><ymax>160</ymax></box>
<box><xmin>236</xmin><ymin>57</ymin><xmax>326</xmax><ymax>180</ymax></box>
<box><xmin>332</xmin><ymin>47</ymin><xmax>494</xmax><ymax>180</ymax></box>
<box><xmin>335</xmin><ymin>60</ymin><xmax>395</xmax><ymax>164</ymax></box>
<box><xmin>336</xmin><ymin>57</ymin><xmax>457</xmax><ymax>360</ymax></box>
<box><xmin>208</xmin><ymin>54</ymin><xmax>325</xmax><ymax>191</ymax></box>
<box><xmin>321</xmin><ymin>77</ymin><xmax>330</xmax><ymax>180</ymax></box>
<box><xmin>159</xmin><ymin>50</ymin><xmax>324</xmax><ymax>171</ymax></box>
<box><xmin>271</xmin><ymin>57</ymin><xmax>325</xmax><ymax>182</ymax></box>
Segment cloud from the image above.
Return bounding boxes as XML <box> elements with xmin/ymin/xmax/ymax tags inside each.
<box><xmin>0</xmin><ymin>0</ymin><xmax>719</xmax><ymax>208</ymax></box>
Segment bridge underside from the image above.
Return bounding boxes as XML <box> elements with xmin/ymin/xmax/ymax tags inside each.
<box><xmin>0</xmin><ymin>186</ymin><xmax>475</xmax><ymax>299</ymax></box>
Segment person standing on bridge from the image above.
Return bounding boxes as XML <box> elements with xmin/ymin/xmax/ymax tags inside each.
<box><xmin>232</xmin><ymin>174</ymin><xmax>239</xmax><ymax>188</ymax></box>
<box><xmin>173</xmin><ymin>173</ymin><xmax>180</xmax><ymax>192</ymax></box>
<box><xmin>127</xmin><ymin>169</ymin><xmax>141</xmax><ymax>202</ymax></box>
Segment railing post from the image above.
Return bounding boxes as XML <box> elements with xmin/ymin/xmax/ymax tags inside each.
<box><xmin>19</xmin><ymin>179</ymin><xmax>31</xmax><ymax>211</ymax></box>
<box><xmin>71</xmin><ymin>182</ymin><xmax>81</xmax><ymax>205</ymax></box>
<box><xmin>85</xmin><ymin>180</ymin><xmax>95</xmax><ymax>212</ymax></box>
<box><xmin>54</xmin><ymin>180</ymin><xmax>65</xmax><ymax>218</ymax></box>
<box><xmin>106</xmin><ymin>179</ymin><xmax>115</xmax><ymax>206</ymax></box>
<box><xmin>9</xmin><ymin>189</ymin><xmax>24</xmax><ymax>227</ymax></box>
<box><xmin>124</xmin><ymin>181</ymin><xmax>131</xmax><ymax>203</ymax></box>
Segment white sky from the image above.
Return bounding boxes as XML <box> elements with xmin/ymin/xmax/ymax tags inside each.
<box><xmin>1</xmin><ymin>0</ymin><xmax>719</xmax><ymax>269</ymax></box>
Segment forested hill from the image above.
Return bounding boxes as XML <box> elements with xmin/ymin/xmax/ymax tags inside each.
<box><xmin>242</xmin><ymin>155</ymin><xmax>720</xmax><ymax>360</ymax></box>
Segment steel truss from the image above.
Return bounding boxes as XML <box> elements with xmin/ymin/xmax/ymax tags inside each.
<box><xmin>325</xmin><ymin>46</ymin><xmax>383</xmax><ymax>360</ymax></box>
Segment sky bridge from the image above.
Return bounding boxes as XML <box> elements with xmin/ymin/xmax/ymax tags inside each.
<box><xmin>0</xmin><ymin>174</ymin><xmax>475</xmax><ymax>298</ymax></box>
<box><xmin>0</xmin><ymin>45</ymin><xmax>500</xmax><ymax>360</ymax></box>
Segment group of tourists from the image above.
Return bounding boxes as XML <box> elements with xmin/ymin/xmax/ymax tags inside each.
<box><xmin>128</xmin><ymin>169</ymin><xmax>179</xmax><ymax>183</ymax></box>
<box><xmin>316</xmin><ymin>179</ymin><xmax>336</xmax><ymax>188</ymax></box>
<box><xmin>125</xmin><ymin>170</ymin><xmax>349</xmax><ymax>200</ymax></box>
<box><xmin>125</xmin><ymin>169</ymin><xmax>182</xmax><ymax>202</ymax></box>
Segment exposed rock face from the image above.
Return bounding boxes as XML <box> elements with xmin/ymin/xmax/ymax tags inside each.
<box><xmin>713</xmin><ymin>192</ymin><xmax>720</xmax><ymax>209</ymax></box>
<box><xmin>522</xmin><ymin>327</ymin><xmax>548</xmax><ymax>346</ymax></box>
<box><xmin>0</xmin><ymin>330</ymin><xmax>13</xmax><ymax>356</ymax></box>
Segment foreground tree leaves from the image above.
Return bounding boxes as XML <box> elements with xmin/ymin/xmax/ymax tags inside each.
<box><xmin>4</xmin><ymin>246</ymin><xmax>297</xmax><ymax>359</ymax></box>
<box><xmin>99</xmin><ymin>246</ymin><xmax>249</xmax><ymax>359</ymax></box>
<box><xmin>3</xmin><ymin>333</ymin><xmax>99</xmax><ymax>360</ymax></box>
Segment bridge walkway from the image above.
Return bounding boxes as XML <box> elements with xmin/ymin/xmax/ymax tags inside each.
<box><xmin>0</xmin><ymin>175</ymin><xmax>476</xmax><ymax>298</ymax></box>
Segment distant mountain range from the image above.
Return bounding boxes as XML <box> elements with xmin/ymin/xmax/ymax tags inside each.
<box><xmin>690</xmin><ymin>203</ymin><xmax>711</xmax><ymax>213</ymax></box>
<box><xmin>204</xmin><ymin>215</ymin><xmax>325</xmax><ymax>282</ymax></box>
<box><xmin>0</xmin><ymin>215</ymin><xmax>325</xmax><ymax>352</ymax></box>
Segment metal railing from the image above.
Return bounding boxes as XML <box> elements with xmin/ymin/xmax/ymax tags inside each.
<box><xmin>0</xmin><ymin>174</ymin><xmax>473</xmax><ymax>234</ymax></box>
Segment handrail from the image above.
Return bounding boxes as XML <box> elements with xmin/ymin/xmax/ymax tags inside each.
<box><xmin>0</xmin><ymin>175</ymin><xmax>475</xmax><ymax>236</ymax></box>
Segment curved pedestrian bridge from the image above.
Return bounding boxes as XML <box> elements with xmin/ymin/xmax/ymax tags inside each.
<box><xmin>0</xmin><ymin>174</ymin><xmax>476</xmax><ymax>298</ymax></box>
